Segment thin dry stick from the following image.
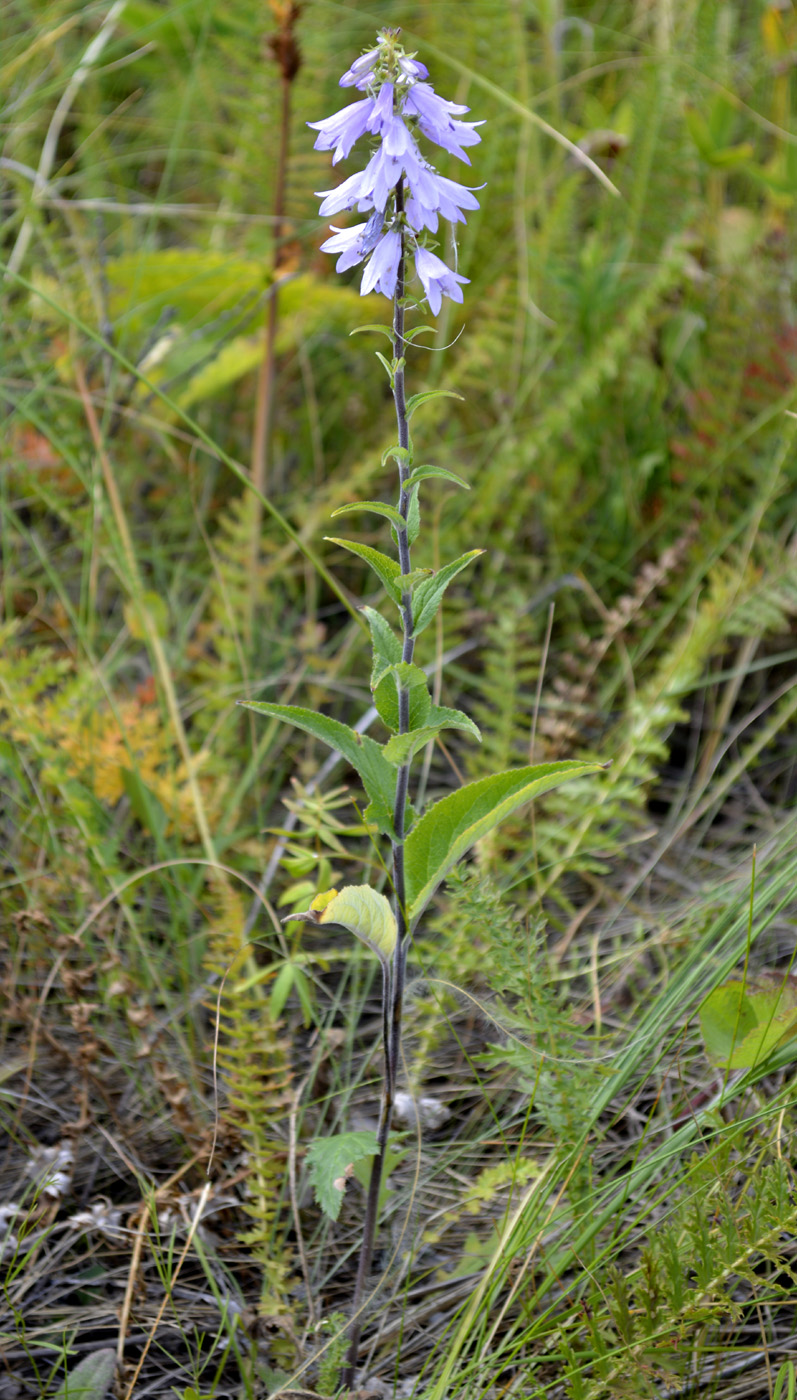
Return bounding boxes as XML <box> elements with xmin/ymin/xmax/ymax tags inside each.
<box><xmin>122</xmin><ymin>1181</ymin><xmax>212</xmax><ymax>1399</ymax></box>
<box><xmin>249</xmin><ymin>3</ymin><xmax>301</xmax><ymax>571</ymax></box>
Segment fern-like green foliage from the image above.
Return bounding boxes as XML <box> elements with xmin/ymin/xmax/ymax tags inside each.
<box><xmin>203</xmin><ymin>889</ymin><xmax>294</xmax><ymax>1317</ymax></box>
<box><xmin>566</xmin><ymin>1149</ymin><xmax>797</xmax><ymax>1399</ymax></box>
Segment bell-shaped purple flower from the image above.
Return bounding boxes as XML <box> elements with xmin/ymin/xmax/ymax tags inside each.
<box><xmin>319</xmin><ymin>211</ymin><xmax>383</xmax><ymax>272</ymax></box>
<box><xmin>339</xmin><ymin>46</ymin><xmax>380</xmax><ymax>89</ymax></box>
<box><xmin>414</xmin><ymin>246</ymin><xmax>469</xmax><ymax>315</ymax></box>
<box><xmin>361</xmin><ymin>229</ymin><xmax>402</xmax><ymax>298</ymax></box>
<box><xmin>309</xmin><ymin>99</ymin><xmax>375</xmax><ymax>165</ymax></box>
<box><xmin>402</xmin><ymin>83</ymin><xmax>484</xmax><ymax>164</ymax></box>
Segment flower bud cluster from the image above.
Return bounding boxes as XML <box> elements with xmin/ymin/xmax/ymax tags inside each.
<box><xmin>309</xmin><ymin>28</ymin><xmax>483</xmax><ymax>313</ymax></box>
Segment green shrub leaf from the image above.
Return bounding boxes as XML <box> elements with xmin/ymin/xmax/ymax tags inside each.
<box><xmin>404</xmin><ymin>761</ymin><xmax>607</xmax><ymax>924</ymax></box>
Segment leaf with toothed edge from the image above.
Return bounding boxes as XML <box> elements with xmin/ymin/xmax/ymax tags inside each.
<box><xmin>306</xmin><ymin>1131</ymin><xmax>380</xmax><ymax>1221</ymax></box>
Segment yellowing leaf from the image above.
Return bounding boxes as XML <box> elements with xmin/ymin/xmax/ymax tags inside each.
<box><xmin>287</xmin><ymin>885</ymin><xmax>397</xmax><ymax>962</ymax></box>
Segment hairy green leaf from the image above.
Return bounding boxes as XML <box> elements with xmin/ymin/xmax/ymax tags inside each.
<box><xmin>373</xmin><ymin>662</ymin><xmax>431</xmax><ymax>733</ymax></box>
<box><xmin>404</xmin><ymin>761</ymin><xmax>606</xmax><ymax>924</ymax></box>
<box><xmin>406</xmin><ymin>465</ymin><xmax>470</xmax><ymax>491</ymax></box>
<box><xmin>382</xmin><ymin>706</ymin><xmax>480</xmax><ymax>764</ymax></box>
<box><xmin>412</xmin><ymin>551</ymin><xmax>483</xmax><ymax>636</ymax></box>
<box><xmin>331</xmin><ymin>500</ymin><xmax>405</xmax><ymax>530</ymax></box>
<box><xmin>350</xmin><ymin>323</ymin><xmax>394</xmax><ymax>342</ymax></box>
<box><xmin>51</xmin><ymin>1349</ymin><xmax>116</xmax><ymax>1400</ymax></box>
<box><xmin>405</xmin><ymin>388</ymin><xmax>464</xmax><ymax>422</ymax></box>
<box><xmin>238</xmin><ymin>702</ymin><xmax>397</xmax><ymax>837</ymax></box>
<box><xmin>288</xmin><ymin>885</ymin><xmax>398</xmax><ymax>963</ymax></box>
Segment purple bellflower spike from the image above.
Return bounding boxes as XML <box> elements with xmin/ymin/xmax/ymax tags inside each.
<box><xmin>414</xmin><ymin>246</ymin><xmax>468</xmax><ymax>315</ymax></box>
<box><xmin>310</xmin><ymin>27</ymin><xmax>483</xmax><ymax>313</ymax></box>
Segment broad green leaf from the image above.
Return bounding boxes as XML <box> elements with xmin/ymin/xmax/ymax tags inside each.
<box><xmin>289</xmin><ymin>884</ymin><xmax>398</xmax><ymax>962</ymax></box>
<box><xmin>306</xmin><ymin>1131</ymin><xmax>379</xmax><ymax>1221</ymax></box>
<box><xmin>238</xmin><ymin>702</ymin><xmax>397</xmax><ymax>837</ymax></box>
<box><xmin>412</xmin><ymin>551</ymin><xmax>483</xmax><ymax>637</ymax></box>
<box><xmin>331</xmin><ymin>500</ymin><xmax>405</xmax><ymax>530</ymax></box>
<box><xmin>373</xmin><ymin>662</ymin><xmax>431</xmax><ymax>733</ymax></box>
<box><xmin>406</xmin><ymin>465</ymin><xmax>470</xmax><ymax>491</ymax></box>
<box><xmin>325</xmin><ymin>537</ymin><xmax>402</xmax><ymax>606</ymax></box>
<box><xmin>404</xmin><ymin>761</ymin><xmax>606</xmax><ymax>924</ymax></box>
<box><xmin>405</xmin><ymin>388</ymin><xmax>464</xmax><ymax>422</ymax></box>
<box><xmin>51</xmin><ymin>1349</ymin><xmax>116</xmax><ymax>1400</ymax></box>
<box><xmin>699</xmin><ymin>972</ymin><xmax>797</xmax><ymax>1069</ymax></box>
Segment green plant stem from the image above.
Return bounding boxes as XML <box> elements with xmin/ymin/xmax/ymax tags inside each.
<box><xmin>344</xmin><ymin>183</ymin><xmax>413</xmax><ymax>1388</ymax></box>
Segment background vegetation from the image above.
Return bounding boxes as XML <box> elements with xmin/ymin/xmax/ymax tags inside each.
<box><xmin>2</xmin><ymin>1</ymin><xmax>797</xmax><ymax>1397</ymax></box>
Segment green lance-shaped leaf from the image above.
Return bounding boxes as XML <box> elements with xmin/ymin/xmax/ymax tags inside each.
<box><xmin>286</xmin><ymin>885</ymin><xmax>398</xmax><ymax>964</ymax></box>
<box><xmin>412</xmin><ymin>550</ymin><xmax>483</xmax><ymax>637</ymax></box>
<box><xmin>350</xmin><ymin>323</ymin><xmax>394</xmax><ymax>342</ymax></box>
<box><xmin>238</xmin><ymin>702</ymin><xmax>397</xmax><ymax>837</ymax></box>
<box><xmin>404</xmin><ymin>760</ymin><xmax>607</xmax><ymax>925</ymax></box>
<box><xmin>331</xmin><ymin>500</ymin><xmax>406</xmax><ymax>531</ymax></box>
<box><xmin>699</xmin><ymin>971</ymin><xmax>797</xmax><ymax>1070</ymax></box>
<box><xmin>306</xmin><ymin>1130</ymin><xmax>380</xmax><ymax>1221</ymax></box>
<box><xmin>406</xmin><ymin>465</ymin><xmax>470</xmax><ymax>491</ymax></box>
<box><xmin>364</xmin><ymin>605</ymin><xmax>403</xmax><ymax>668</ymax></box>
<box><xmin>325</xmin><ymin>537</ymin><xmax>402</xmax><ymax>606</ymax></box>
<box><xmin>383</xmin><ymin>705</ymin><xmax>481</xmax><ymax>764</ymax></box>
<box><xmin>405</xmin><ymin>388</ymin><xmax>464</xmax><ymax>423</ymax></box>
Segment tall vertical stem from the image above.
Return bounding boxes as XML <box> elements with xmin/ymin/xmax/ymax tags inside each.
<box><xmin>344</xmin><ymin>180</ymin><xmax>414</xmax><ymax>1387</ymax></box>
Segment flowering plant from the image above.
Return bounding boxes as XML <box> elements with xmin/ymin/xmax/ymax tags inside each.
<box><xmin>241</xmin><ymin>28</ymin><xmax>603</xmax><ymax>1387</ymax></box>
<box><xmin>309</xmin><ymin>27</ymin><xmax>482</xmax><ymax>313</ymax></box>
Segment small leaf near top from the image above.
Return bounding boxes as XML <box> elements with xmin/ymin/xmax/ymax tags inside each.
<box><xmin>405</xmin><ymin>388</ymin><xmax>464</xmax><ymax>422</ymax></box>
<box><xmin>406</xmin><ymin>465</ymin><xmax>470</xmax><ymax>491</ymax></box>
<box><xmin>331</xmin><ymin>500</ymin><xmax>405</xmax><ymax>530</ymax></box>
